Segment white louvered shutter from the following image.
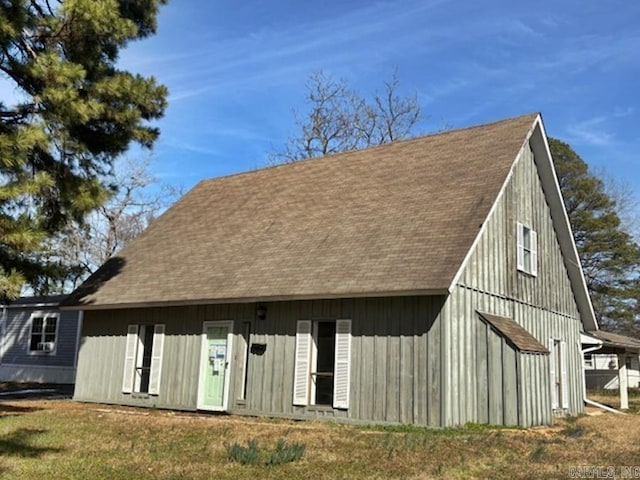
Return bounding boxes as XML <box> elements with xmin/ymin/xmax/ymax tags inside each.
<box><xmin>148</xmin><ymin>324</ymin><xmax>165</xmax><ymax>395</ymax></box>
<box><xmin>560</xmin><ymin>340</ymin><xmax>569</xmax><ymax>409</ymax></box>
<box><xmin>293</xmin><ymin>320</ymin><xmax>312</xmax><ymax>406</ymax></box>
<box><xmin>530</xmin><ymin>229</ymin><xmax>538</xmax><ymax>276</ymax></box>
<box><xmin>122</xmin><ymin>325</ymin><xmax>139</xmax><ymax>393</ymax></box>
<box><xmin>516</xmin><ymin>222</ymin><xmax>525</xmax><ymax>271</ymax></box>
<box><xmin>549</xmin><ymin>339</ymin><xmax>558</xmax><ymax>409</ymax></box>
<box><xmin>333</xmin><ymin>319</ymin><xmax>352</xmax><ymax>409</ymax></box>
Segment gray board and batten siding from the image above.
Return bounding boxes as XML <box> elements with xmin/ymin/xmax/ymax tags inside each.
<box><xmin>75</xmin><ymin>142</ymin><xmax>585</xmax><ymax>428</ymax></box>
<box><xmin>448</xmin><ymin>141</ymin><xmax>584</xmax><ymax>427</ymax></box>
<box><xmin>0</xmin><ymin>296</ymin><xmax>81</xmax><ymax>384</ymax></box>
<box><xmin>70</xmin><ymin>114</ymin><xmax>592</xmax><ymax>428</ymax></box>
<box><xmin>75</xmin><ymin>296</ymin><xmax>448</xmax><ymax>426</ymax></box>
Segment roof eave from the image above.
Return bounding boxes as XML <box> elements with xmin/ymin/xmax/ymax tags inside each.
<box><xmin>583</xmin><ymin>330</ymin><xmax>640</xmax><ymax>352</ymax></box>
<box><xmin>60</xmin><ymin>288</ymin><xmax>452</xmax><ymax>311</ymax></box>
<box><xmin>531</xmin><ymin>116</ymin><xmax>598</xmax><ymax>331</ymax></box>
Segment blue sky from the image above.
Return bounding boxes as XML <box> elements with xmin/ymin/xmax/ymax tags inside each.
<box><xmin>3</xmin><ymin>0</ymin><xmax>639</xmax><ymax>197</ymax></box>
<box><xmin>117</xmin><ymin>0</ymin><xmax>639</xmax><ymax>196</ymax></box>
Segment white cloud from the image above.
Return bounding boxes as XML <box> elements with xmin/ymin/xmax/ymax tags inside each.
<box><xmin>565</xmin><ymin>109</ymin><xmax>635</xmax><ymax>147</ymax></box>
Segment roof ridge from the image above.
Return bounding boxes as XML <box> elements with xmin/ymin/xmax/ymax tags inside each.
<box><xmin>199</xmin><ymin>111</ymin><xmax>540</xmax><ymax>186</ymax></box>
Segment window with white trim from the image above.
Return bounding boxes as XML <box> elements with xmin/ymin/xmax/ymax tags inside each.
<box><xmin>517</xmin><ymin>222</ymin><xmax>538</xmax><ymax>276</ymax></box>
<box><xmin>28</xmin><ymin>313</ymin><xmax>58</xmax><ymax>354</ymax></box>
<box><xmin>293</xmin><ymin>319</ymin><xmax>351</xmax><ymax>409</ymax></box>
<box><xmin>122</xmin><ymin>324</ymin><xmax>165</xmax><ymax>395</ymax></box>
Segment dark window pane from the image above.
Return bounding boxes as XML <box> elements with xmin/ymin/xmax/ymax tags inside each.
<box><xmin>523</xmin><ymin>227</ymin><xmax>531</xmax><ymax>250</ymax></box>
<box><xmin>44</xmin><ymin>318</ymin><xmax>57</xmax><ymax>333</ymax></box>
<box><xmin>44</xmin><ymin>318</ymin><xmax>57</xmax><ymax>346</ymax></box>
<box><xmin>316</xmin><ymin>322</ymin><xmax>336</xmax><ymax>373</ymax></box>
<box><xmin>32</xmin><ymin>317</ymin><xmax>44</xmax><ymax>333</ymax></box>
<box><xmin>315</xmin><ymin>376</ymin><xmax>334</xmax><ymax>406</ymax></box>
<box><xmin>315</xmin><ymin>322</ymin><xmax>336</xmax><ymax>405</ymax></box>
<box><xmin>30</xmin><ymin>317</ymin><xmax>44</xmax><ymax>350</ymax></box>
<box><xmin>139</xmin><ymin>326</ymin><xmax>155</xmax><ymax>393</ymax></box>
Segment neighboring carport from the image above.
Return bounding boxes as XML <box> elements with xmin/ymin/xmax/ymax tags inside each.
<box><xmin>582</xmin><ymin>331</ymin><xmax>640</xmax><ymax>411</ymax></box>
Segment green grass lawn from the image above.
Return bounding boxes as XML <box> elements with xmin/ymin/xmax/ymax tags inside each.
<box><xmin>1</xmin><ymin>397</ymin><xmax>639</xmax><ymax>479</ymax></box>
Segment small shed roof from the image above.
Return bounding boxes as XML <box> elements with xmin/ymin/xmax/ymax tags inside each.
<box><xmin>584</xmin><ymin>330</ymin><xmax>640</xmax><ymax>352</ymax></box>
<box><xmin>478</xmin><ymin>311</ymin><xmax>549</xmax><ymax>354</ymax></box>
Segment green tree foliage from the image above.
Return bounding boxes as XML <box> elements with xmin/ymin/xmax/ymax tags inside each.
<box><xmin>550</xmin><ymin>138</ymin><xmax>640</xmax><ymax>334</ymax></box>
<box><xmin>0</xmin><ymin>0</ymin><xmax>168</xmax><ymax>300</ymax></box>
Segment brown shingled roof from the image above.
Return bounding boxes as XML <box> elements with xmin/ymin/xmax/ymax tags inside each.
<box><xmin>477</xmin><ymin>311</ymin><xmax>549</xmax><ymax>354</ymax></box>
<box><xmin>65</xmin><ymin>113</ymin><xmax>539</xmax><ymax>308</ymax></box>
<box><xmin>586</xmin><ymin>330</ymin><xmax>640</xmax><ymax>351</ymax></box>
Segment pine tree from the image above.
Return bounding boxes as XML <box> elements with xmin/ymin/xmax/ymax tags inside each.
<box><xmin>0</xmin><ymin>0</ymin><xmax>168</xmax><ymax>300</ymax></box>
<box><xmin>550</xmin><ymin>138</ymin><xmax>640</xmax><ymax>334</ymax></box>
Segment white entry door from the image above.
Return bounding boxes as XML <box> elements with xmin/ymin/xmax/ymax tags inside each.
<box><xmin>197</xmin><ymin>321</ymin><xmax>233</xmax><ymax>411</ymax></box>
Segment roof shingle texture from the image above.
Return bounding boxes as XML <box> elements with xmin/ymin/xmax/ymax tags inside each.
<box><xmin>66</xmin><ymin>113</ymin><xmax>538</xmax><ymax>308</ymax></box>
<box><xmin>478</xmin><ymin>311</ymin><xmax>549</xmax><ymax>354</ymax></box>
<box><xmin>587</xmin><ymin>330</ymin><xmax>640</xmax><ymax>350</ymax></box>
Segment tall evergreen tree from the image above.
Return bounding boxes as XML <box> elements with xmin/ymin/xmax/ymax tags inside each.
<box><xmin>550</xmin><ymin>138</ymin><xmax>640</xmax><ymax>334</ymax></box>
<box><xmin>0</xmin><ymin>0</ymin><xmax>168</xmax><ymax>300</ymax></box>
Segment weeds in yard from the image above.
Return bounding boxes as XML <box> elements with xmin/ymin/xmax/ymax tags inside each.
<box><xmin>561</xmin><ymin>415</ymin><xmax>585</xmax><ymax>438</ymax></box>
<box><xmin>265</xmin><ymin>438</ymin><xmax>305</xmax><ymax>465</ymax></box>
<box><xmin>377</xmin><ymin>431</ymin><xmax>436</xmax><ymax>459</ymax></box>
<box><xmin>529</xmin><ymin>442</ymin><xmax>547</xmax><ymax>461</ymax></box>
<box><xmin>226</xmin><ymin>438</ymin><xmax>305</xmax><ymax>466</ymax></box>
<box><xmin>561</xmin><ymin>424</ymin><xmax>585</xmax><ymax>438</ymax></box>
<box><xmin>588</xmin><ymin>388</ymin><xmax>640</xmax><ymax>398</ymax></box>
<box><xmin>226</xmin><ymin>439</ymin><xmax>261</xmax><ymax>465</ymax></box>
<box><xmin>3</xmin><ymin>399</ymin><xmax>640</xmax><ymax>479</ymax></box>
<box><xmin>365</xmin><ymin>421</ymin><xmax>513</xmax><ymax>436</ymax></box>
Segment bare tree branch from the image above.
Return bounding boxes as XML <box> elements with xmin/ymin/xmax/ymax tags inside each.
<box><xmin>270</xmin><ymin>70</ymin><xmax>423</xmax><ymax>164</ymax></box>
<box><xmin>39</xmin><ymin>157</ymin><xmax>182</xmax><ymax>292</ymax></box>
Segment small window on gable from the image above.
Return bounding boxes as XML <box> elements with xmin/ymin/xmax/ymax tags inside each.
<box><xmin>517</xmin><ymin>222</ymin><xmax>538</xmax><ymax>276</ymax></box>
<box><xmin>29</xmin><ymin>313</ymin><xmax>58</xmax><ymax>354</ymax></box>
